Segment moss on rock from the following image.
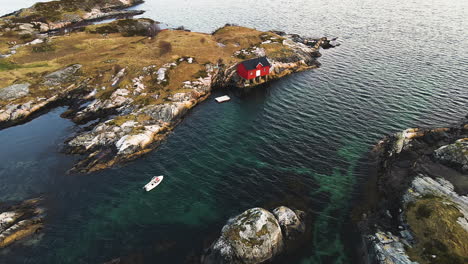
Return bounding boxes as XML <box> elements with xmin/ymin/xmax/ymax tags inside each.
<box><xmin>406</xmin><ymin>197</ymin><xmax>468</xmax><ymax>264</ymax></box>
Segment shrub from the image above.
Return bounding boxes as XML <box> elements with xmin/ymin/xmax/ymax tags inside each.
<box><xmin>0</xmin><ymin>59</ymin><xmax>18</xmax><ymax>71</ymax></box>
<box><xmin>415</xmin><ymin>204</ymin><xmax>432</xmax><ymax>219</ymax></box>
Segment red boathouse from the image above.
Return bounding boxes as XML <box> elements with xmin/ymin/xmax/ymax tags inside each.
<box><xmin>237</xmin><ymin>57</ymin><xmax>271</xmax><ymax>80</ymax></box>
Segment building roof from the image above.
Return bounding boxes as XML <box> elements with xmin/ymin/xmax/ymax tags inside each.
<box><xmin>240</xmin><ymin>57</ymin><xmax>271</xmax><ymax>70</ymax></box>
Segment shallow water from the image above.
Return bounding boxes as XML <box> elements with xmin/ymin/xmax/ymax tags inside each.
<box><xmin>0</xmin><ymin>0</ymin><xmax>467</xmax><ymax>263</ymax></box>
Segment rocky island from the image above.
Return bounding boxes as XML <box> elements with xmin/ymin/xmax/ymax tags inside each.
<box><xmin>356</xmin><ymin>116</ymin><xmax>468</xmax><ymax>264</ymax></box>
<box><xmin>0</xmin><ymin>0</ymin><xmax>336</xmax><ymax>249</ymax></box>
<box><xmin>0</xmin><ymin>0</ymin><xmax>334</xmax><ymax>175</ymax></box>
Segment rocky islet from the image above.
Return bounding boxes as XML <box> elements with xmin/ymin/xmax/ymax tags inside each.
<box><xmin>357</xmin><ymin>117</ymin><xmax>468</xmax><ymax>264</ymax></box>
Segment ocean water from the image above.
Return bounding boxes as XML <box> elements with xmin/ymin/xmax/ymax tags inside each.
<box><xmin>0</xmin><ymin>0</ymin><xmax>467</xmax><ymax>263</ymax></box>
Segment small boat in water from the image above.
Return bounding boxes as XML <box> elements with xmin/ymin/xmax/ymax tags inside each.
<box><xmin>143</xmin><ymin>176</ymin><xmax>164</xmax><ymax>192</ymax></box>
<box><xmin>215</xmin><ymin>95</ymin><xmax>231</xmax><ymax>103</ymax></box>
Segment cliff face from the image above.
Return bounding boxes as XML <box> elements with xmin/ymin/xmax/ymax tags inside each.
<box><xmin>0</xmin><ymin>0</ymin><xmax>335</xmax><ymax>174</ymax></box>
<box><xmin>358</xmin><ymin>117</ymin><xmax>468</xmax><ymax>264</ymax></box>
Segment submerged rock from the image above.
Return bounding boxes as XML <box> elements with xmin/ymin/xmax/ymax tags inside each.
<box><xmin>203</xmin><ymin>208</ymin><xmax>283</xmax><ymax>264</ymax></box>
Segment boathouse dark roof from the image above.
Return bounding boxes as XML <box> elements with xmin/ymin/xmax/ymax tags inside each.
<box><xmin>240</xmin><ymin>57</ymin><xmax>271</xmax><ymax>70</ymax></box>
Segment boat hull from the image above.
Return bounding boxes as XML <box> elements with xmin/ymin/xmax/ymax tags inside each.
<box><xmin>143</xmin><ymin>176</ymin><xmax>164</xmax><ymax>192</ymax></box>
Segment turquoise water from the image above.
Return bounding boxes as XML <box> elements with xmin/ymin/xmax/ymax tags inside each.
<box><xmin>1</xmin><ymin>0</ymin><xmax>467</xmax><ymax>263</ymax></box>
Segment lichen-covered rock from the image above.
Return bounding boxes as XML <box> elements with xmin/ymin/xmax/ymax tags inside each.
<box><xmin>43</xmin><ymin>64</ymin><xmax>82</xmax><ymax>86</ymax></box>
<box><xmin>0</xmin><ymin>83</ymin><xmax>30</xmax><ymax>101</ymax></box>
<box><xmin>272</xmin><ymin>206</ymin><xmax>305</xmax><ymax>241</ymax></box>
<box><xmin>434</xmin><ymin>138</ymin><xmax>468</xmax><ymax>172</ymax></box>
<box><xmin>203</xmin><ymin>208</ymin><xmax>283</xmax><ymax>264</ymax></box>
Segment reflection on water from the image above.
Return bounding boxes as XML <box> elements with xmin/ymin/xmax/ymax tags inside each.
<box><xmin>0</xmin><ymin>0</ymin><xmax>467</xmax><ymax>263</ymax></box>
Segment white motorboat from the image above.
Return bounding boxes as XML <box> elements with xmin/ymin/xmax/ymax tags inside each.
<box><xmin>143</xmin><ymin>176</ymin><xmax>164</xmax><ymax>192</ymax></box>
<box><xmin>215</xmin><ymin>95</ymin><xmax>231</xmax><ymax>103</ymax></box>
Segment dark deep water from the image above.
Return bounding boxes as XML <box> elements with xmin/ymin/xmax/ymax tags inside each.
<box><xmin>0</xmin><ymin>0</ymin><xmax>467</xmax><ymax>263</ymax></box>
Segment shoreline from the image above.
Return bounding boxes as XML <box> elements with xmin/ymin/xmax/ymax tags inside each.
<box><xmin>0</xmin><ymin>0</ymin><xmax>337</xmax><ymax>173</ymax></box>
<box><xmin>353</xmin><ymin>116</ymin><xmax>468</xmax><ymax>264</ymax></box>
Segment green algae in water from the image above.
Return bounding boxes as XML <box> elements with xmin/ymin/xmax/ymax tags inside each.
<box><xmin>302</xmin><ymin>139</ymin><xmax>367</xmax><ymax>264</ymax></box>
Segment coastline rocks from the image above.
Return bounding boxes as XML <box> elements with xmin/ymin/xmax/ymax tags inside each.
<box><xmin>203</xmin><ymin>208</ymin><xmax>284</xmax><ymax>264</ymax></box>
<box><xmin>203</xmin><ymin>206</ymin><xmax>307</xmax><ymax>264</ymax></box>
<box><xmin>65</xmin><ymin>59</ymin><xmax>211</xmax><ymax>173</ymax></box>
<box><xmin>272</xmin><ymin>206</ymin><xmax>305</xmax><ymax>241</ymax></box>
<box><xmin>0</xmin><ymin>83</ymin><xmax>30</xmax><ymax>101</ymax></box>
<box><xmin>0</xmin><ymin>65</ymin><xmax>87</xmax><ymax>127</ymax></box>
<box><xmin>434</xmin><ymin>138</ymin><xmax>468</xmax><ymax>172</ymax></box>
<box><xmin>368</xmin><ymin>231</ymin><xmax>417</xmax><ymax>264</ymax></box>
<box><xmin>0</xmin><ymin>198</ymin><xmax>45</xmax><ymax>248</ymax></box>
<box><xmin>358</xmin><ymin>118</ymin><xmax>468</xmax><ymax>264</ymax></box>
<box><xmin>115</xmin><ymin>124</ymin><xmax>162</xmax><ymax>155</ymax></box>
<box><xmin>215</xmin><ymin>33</ymin><xmax>326</xmax><ymax>89</ymax></box>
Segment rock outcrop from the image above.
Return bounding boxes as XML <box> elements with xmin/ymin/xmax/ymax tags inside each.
<box><xmin>357</xmin><ymin>116</ymin><xmax>468</xmax><ymax>264</ymax></box>
<box><xmin>203</xmin><ymin>206</ymin><xmax>306</xmax><ymax>264</ymax></box>
<box><xmin>434</xmin><ymin>138</ymin><xmax>468</xmax><ymax>172</ymax></box>
<box><xmin>0</xmin><ymin>64</ymin><xmax>88</xmax><ymax>128</ymax></box>
<box><xmin>0</xmin><ymin>198</ymin><xmax>45</xmax><ymax>248</ymax></box>
<box><xmin>0</xmin><ymin>83</ymin><xmax>30</xmax><ymax>101</ymax></box>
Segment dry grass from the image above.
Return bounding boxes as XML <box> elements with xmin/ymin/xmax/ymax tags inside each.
<box><xmin>213</xmin><ymin>26</ymin><xmax>263</xmax><ymax>47</ymax></box>
<box><xmin>166</xmin><ymin>62</ymin><xmax>204</xmax><ymax>91</ymax></box>
<box><xmin>0</xmin><ymin>24</ymin><xmax>290</xmax><ymax>107</ymax></box>
<box><xmin>406</xmin><ymin>196</ymin><xmax>468</xmax><ymax>264</ymax></box>
<box><xmin>262</xmin><ymin>42</ymin><xmax>296</xmax><ymax>60</ymax></box>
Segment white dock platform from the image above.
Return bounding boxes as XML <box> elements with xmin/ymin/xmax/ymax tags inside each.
<box><xmin>215</xmin><ymin>95</ymin><xmax>231</xmax><ymax>103</ymax></box>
